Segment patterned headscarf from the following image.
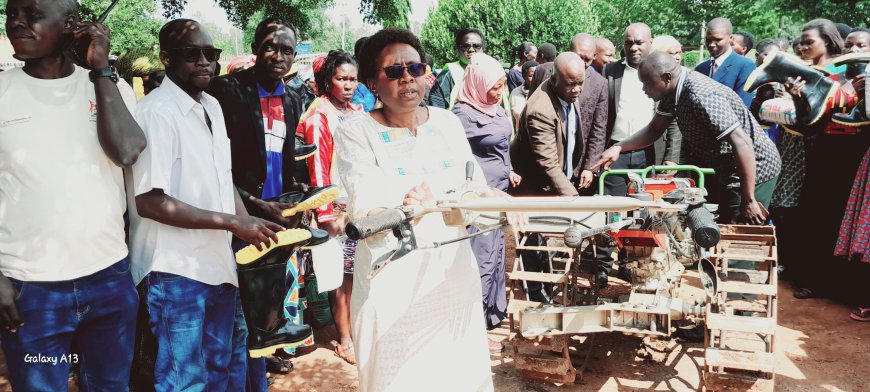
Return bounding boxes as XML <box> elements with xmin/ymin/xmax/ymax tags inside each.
<box><xmin>457</xmin><ymin>53</ymin><xmax>505</xmax><ymax>117</ymax></box>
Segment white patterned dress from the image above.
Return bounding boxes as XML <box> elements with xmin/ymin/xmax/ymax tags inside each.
<box><xmin>334</xmin><ymin>107</ymin><xmax>494</xmax><ymax>392</ymax></box>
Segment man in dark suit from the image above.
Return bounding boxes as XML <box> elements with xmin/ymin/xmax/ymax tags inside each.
<box><xmin>695</xmin><ymin>17</ymin><xmax>756</xmax><ymax>107</ymax></box>
<box><xmin>596</xmin><ymin>23</ymin><xmax>682</xmax><ymax>287</ymax></box>
<box><xmin>511</xmin><ymin>52</ymin><xmax>608</xmax><ymax>302</ymax></box>
<box><xmin>208</xmin><ymin>18</ymin><xmax>322</xmax><ymax>391</ymax></box>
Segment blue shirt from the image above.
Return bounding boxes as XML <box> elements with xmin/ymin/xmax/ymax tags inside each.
<box><xmin>351</xmin><ymin>84</ymin><xmax>376</xmax><ymax>112</ymax></box>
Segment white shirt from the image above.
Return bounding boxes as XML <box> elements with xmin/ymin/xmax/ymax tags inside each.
<box><xmin>128</xmin><ymin>77</ymin><xmax>238</xmax><ymax>286</ymax></box>
<box><xmin>509</xmin><ymin>85</ymin><xmax>528</xmax><ymax>124</ymax></box>
<box><xmin>0</xmin><ymin>66</ymin><xmax>135</xmax><ymax>281</ymax></box>
<box><xmin>558</xmin><ymin>97</ymin><xmax>577</xmax><ymax>177</ymax></box>
<box><xmin>611</xmin><ymin>64</ymin><xmax>655</xmax><ymax>142</ymax></box>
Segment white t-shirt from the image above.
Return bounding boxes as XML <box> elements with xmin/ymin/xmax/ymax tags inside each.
<box><xmin>611</xmin><ymin>64</ymin><xmax>655</xmax><ymax>142</ymax></box>
<box><xmin>128</xmin><ymin>77</ymin><xmax>237</xmax><ymax>287</ymax></box>
<box><xmin>0</xmin><ymin>66</ymin><xmax>135</xmax><ymax>281</ymax></box>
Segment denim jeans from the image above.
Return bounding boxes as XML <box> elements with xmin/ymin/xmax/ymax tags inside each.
<box><xmin>1</xmin><ymin>257</ymin><xmax>138</xmax><ymax>392</ymax></box>
<box><xmin>145</xmin><ymin>272</ymin><xmax>239</xmax><ymax>392</ymax></box>
<box><xmin>231</xmin><ymin>295</ymin><xmax>268</xmax><ymax>392</ymax></box>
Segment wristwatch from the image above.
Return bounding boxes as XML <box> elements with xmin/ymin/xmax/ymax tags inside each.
<box><xmin>89</xmin><ymin>66</ymin><xmax>119</xmax><ymax>83</ymax></box>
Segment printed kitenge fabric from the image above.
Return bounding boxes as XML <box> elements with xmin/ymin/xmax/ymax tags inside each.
<box><xmin>835</xmin><ymin>147</ymin><xmax>870</xmax><ymax>263</ymax></box>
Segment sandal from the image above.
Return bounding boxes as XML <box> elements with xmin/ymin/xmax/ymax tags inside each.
<box><xmin>851</xmin><ymin>307</ymin><xmax>870</xmax><ymax>322</ymax></box>
<box><xmin>333</xmin><ymin>341</ymin><xmax>357</xmax><ymax>365</ymax></box>
<box><xmin>266</xmin><ymin>356</ymin><xmax>292</xmax><ymax>375</ymax></box>
<box><xmin>793</xmin><ymin>287</ymin><xmax>815</xmax><ymax>299</ymax></box>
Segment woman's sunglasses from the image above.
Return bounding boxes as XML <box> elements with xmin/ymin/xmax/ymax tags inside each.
<box><xmin>168</xmin><ymin>47</ymin><xmax>223</xmax><ymax>63</ymax></box>
<box><xmin>378</xmin><ymin>63</ymin><xmax>427</xmax><ymax>80</ymax></box>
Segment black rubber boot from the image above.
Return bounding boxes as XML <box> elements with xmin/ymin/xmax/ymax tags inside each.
<box><xmin>832</xmin><ymin>101</ymin><xmax>870</xmax><ymax>126</ymax></box>
<box><xmin>238</xmin><ymin>261</ymin><xmax>314</xmax><ymax>358</ymax></box>
<box><xmin>300</xmin><ymin>224</ymin><xmax>330</xmax><ymax>249</ymax></box>
<box><xmin>235</xmin><ymin>228</ymin><xmax>312</xmax><ymax>266</ymax></box>
<box><xmin>294</xmin><ymin>143</ymin><xmax>318</xmax><ymax>161</ymax></box>
<box><xmin>744</xmin><ymin>52</ymin><xmax>837</xmax><ymax>125</ymax></box>
<box><xmin>278</xmin><ymin>185</ymin><xmax>340</xmax><ymax>218</ymax></box>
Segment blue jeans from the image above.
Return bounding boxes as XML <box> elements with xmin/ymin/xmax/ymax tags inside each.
<box><xmin>1</xmin><ymin>258</ymin><xmax>138</xmax><ymax>392</ymax></box>
<box><xmin>231</xmin><ymin>295</ymin><xmax>268</xmax><ymax>392</ymax></box>
<box><xmin>145</xmin><ymin>272</ymin><xmax>240</xmax><ymax>392</ymax></box>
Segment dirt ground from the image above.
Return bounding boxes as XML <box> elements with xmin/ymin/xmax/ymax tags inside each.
<box><xmin>262</xmin><ymin>273</ymin><xmax>870</xmax><ymax>392</ymax></box>
<box><xmin>0</xmin><ymin>274</ymin><xmax>867</xmax><ymax>391</ymax></box>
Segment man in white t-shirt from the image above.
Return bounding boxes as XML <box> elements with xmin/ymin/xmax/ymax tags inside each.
<box><xmin>0</xmin><ymin>0</ymin><xmax>147</xmax><ymax>390</ymax></box>
<box><xmin>130</xmin><ymin>19</ymin><xmax>288</xmax><ymax>390</ymax></box>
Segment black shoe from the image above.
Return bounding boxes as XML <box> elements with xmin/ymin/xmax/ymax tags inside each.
<box><xmin>294</xmin><ymin>143</ymin><xmax>317</xmax><ymax>161</ymax></box>
<box><xmin>744</xmin><ymin>52</ymin><xmax>837</xmax><ymax>126</ymax></box>
<box><xmin>238</xmin><ymin>261</ymin><xmax>314</xmax><ymax>358</ymax></box>
<box><xmin>235</xmin><ymin>229</ymin><xmax>312</xmax><ymax>266</ymax></box>
<box><xmin>300</xmin><ymin>224</ymin><xmax>329</xmax><ymax>249</ymax></box>
<box><xmin>597</xmin><ymin>272</ymin><xmax>609</xmax><ymax>289</ymax></box>
<box><xmin>275</xmin><ymin>185</ymin><xmax>341</xmax><ymax>218</ymax></box>
<box><xmin>833</xmin><ymin>100</ymin><xmax>870</xmax><ymax>126</ymax></box>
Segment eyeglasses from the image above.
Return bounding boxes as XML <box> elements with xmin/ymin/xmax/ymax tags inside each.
<box><xmin>378</xmin><ymin>63</ymin><xmax>427</xmax><ymax>79</ymax></box>
<box><xmin>168</xmin><ymin>47</ymin><xmax>223</xmax><ymax>63</ymax></box>
<box><xmin>460</xmin><ymin>43</ymin><xmax>483</xmax><ymax>51</ymax></box>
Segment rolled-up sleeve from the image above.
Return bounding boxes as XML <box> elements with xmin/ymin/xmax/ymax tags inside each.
<box><xmin>132</xmin><ymin>108</ymin><xmax>178</xmax><ymax>196</ymax></box>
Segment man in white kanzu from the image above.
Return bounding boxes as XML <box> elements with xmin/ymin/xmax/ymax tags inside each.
<box><xmin>0</xmin><ymin>0</ymin><xmax>146</xmax><ymax>389</ymax></box>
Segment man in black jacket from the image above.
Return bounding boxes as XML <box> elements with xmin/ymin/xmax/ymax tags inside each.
<box><xmin>208</xmin><ymin>17</ymin><xmax>330</xmax><ymax>391</ymax></box>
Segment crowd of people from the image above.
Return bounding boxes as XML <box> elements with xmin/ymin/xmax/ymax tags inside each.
<box><xmin>0</xmin><ymin>0</ymin><xmax>868</xmax><ymax>390</ymax></box>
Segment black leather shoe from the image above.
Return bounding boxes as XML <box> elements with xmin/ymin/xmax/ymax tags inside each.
<box><xmin>278</xmin><ymin>185</ymin><xmax>340</xmax><ymax>218</ymax></box>
<box><xmin>833</xmin><ymin>100</ymin><xmax>870</xmax><ymax>126</ymax></box>
<box><xmin>238</xmin><ymin>261</ymin><xmax>314</xmax><ymax>358</ymax></box>
<box><xmin>294</xmin><ymin>143</ymin><xmax>317</xmax><ymax>161</ymax></box>
<box><xmin>300</xmin><ymin>224</ymin><xmax>329</xmax><ymax>249</ymax></box>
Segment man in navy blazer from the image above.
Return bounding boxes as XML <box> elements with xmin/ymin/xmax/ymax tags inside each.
<box><xmin>695</xmin><ymin>17</ymin><xmax>755</xmax><ymax>107</ymax></box>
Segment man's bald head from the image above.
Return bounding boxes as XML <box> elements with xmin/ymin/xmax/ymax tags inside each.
<box><xmin>570</xmin><ymin>33</ymin><xmax>596</xmax><ymax>67</ymax></box>
<box><xmin>637</xmin><ymin>51</ymin><xmax>681</xmax><ymax>101</ymax></box>
<box><xmin>707</xmin><ymin>17</ymin><xmax>733</xmax><ymax>35</ymax></box>
<box><xmin>624</xmin><ymin>23</ymin><xmax>653</xmax><ymax>68</ymax></box>
<box><xmin>553</xmin><ymin>52</ymin><xmax>586</xmax><ymax>101</ymax></box>
<box><xmin>593</xmin><ymin>38</ymin><xmax>616</xmax><ymax>72</ymax></box>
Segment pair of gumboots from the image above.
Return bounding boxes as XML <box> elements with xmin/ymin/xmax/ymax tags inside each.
<box><xmin>234</xmin><ymin>185</ymin><xmax>341</xmax><ymax>358</ymax></box>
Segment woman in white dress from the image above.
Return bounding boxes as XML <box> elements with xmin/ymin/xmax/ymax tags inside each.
<box><xmin>334</xmin><ymin>29</ymin><xmax>520</xmax><ymax>392</ymax></box>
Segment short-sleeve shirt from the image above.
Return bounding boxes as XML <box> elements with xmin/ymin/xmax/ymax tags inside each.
<box><xmin>656</xmin><ymin>68</ymin><xmax>781</xmax><ymax>183</ymax></box>
<box><xmin>128</xmin><ymin>77</ymin><xmax>237</xmax><ymax>286</ymax></box>
<box><xmin>0</xmin><ymin>66</ymin><xmax>136</xmax><ymax>281</ymax></box>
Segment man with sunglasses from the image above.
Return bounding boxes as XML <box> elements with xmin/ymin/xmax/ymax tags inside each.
<box><xmin>0</xmin><ymin>0</ymin><xmax>145</xmax><ymax>390</ymax></box>
<box><xmin>129</xmin><ymin>19</ymin><xmax>287</xmax><ymax>391</ymax></box>
<box><xmin>427</xmin><ymin>28</ymin><xmax>487</xmax><ymax>109</ymax></box>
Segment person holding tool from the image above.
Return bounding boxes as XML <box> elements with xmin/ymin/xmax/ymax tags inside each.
<box><xmin>333</xmin><ymin>28</ymin><xmax>523</xmax><ymax>392</ymax></box>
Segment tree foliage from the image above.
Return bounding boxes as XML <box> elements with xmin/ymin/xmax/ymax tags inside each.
<box><xmin>0</xmin><ymin>0</ymin><xmax>162</xmax><ymax>53</ymax></box>
<box><xmin>421</xmin><ymin>0</ymin><xmax>599</xmax><ymax>65</ymax></box>
<box><xmin>159</xmin><ymin>0</ymin><xmax>334</xmax><ymax>35</ymax></box>
<box><xmin>359</xmin><ymin>0</ymin><xmax>411</xmax><ymax>29</ymax></box>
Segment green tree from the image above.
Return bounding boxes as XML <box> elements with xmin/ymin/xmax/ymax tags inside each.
<box><xmin>160</xmin><ymin>0</ymin><xmax>334</xmax><ymax>35</ymax></box>
<box><xmin>420</xmin><ymin>0</ymin><xmax>599</xmax><ymax>65</ymax></box>
<box><xmin>0</xmin><ymin>0</ymin><xmax>162</xmax><ymax>53</ymax></box>
<box><xmin>359</xmin><ymin>0</ymin><xmax>411</xmax><ymax>28</ymax></box>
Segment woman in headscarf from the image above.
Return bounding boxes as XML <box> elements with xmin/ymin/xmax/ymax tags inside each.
<box><xmin>451</xmin><ymin>53</ymin><xmax>521</xmax><ymax>352</ymax></box>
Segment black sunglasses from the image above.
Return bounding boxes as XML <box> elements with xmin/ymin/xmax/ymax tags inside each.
<box><xmin>460</xmin><ymin>43</ymin><xmax>483</xmax><ymax>51</ymax></box>
<box><xmin>168</xmin><ymin>47</ymin><xmax>223</xmax><ymax>63</ymax></box>
<box><xmin>378</xmin><ymin>63</ymin><xmax>427</xmax><ymax>80</ymax></box>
